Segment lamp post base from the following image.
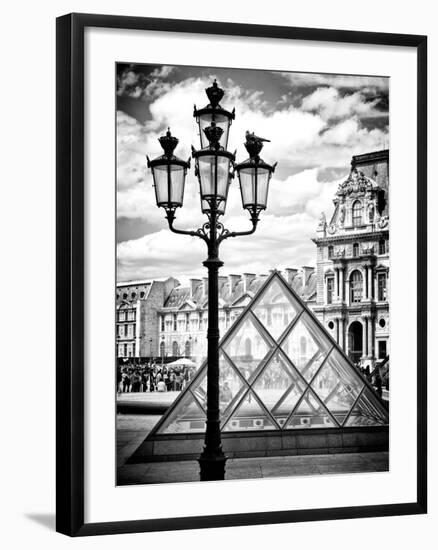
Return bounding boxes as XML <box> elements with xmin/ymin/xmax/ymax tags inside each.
<box><xmin>198</xmin><ymin>450</ymin><xmax>227</xmax><ymax>481</ymax></box>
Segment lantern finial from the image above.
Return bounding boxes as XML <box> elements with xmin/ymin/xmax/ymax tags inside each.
<box><xmin>203</xmin><ymin>121</ymin><xmax>224</xmax><ymax>150</ymax></box>
<box><xmin>205</xmin><ymin>79</ymin><xmax>224</xmax><ymax>108</ymax></box>
<box><xmin>159</xmin><ymin>128</ymin><xmax>178</xmax><ymax>157</ymax></box>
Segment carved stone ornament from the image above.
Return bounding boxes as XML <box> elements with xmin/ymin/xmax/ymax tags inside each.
<box><xmin>338</xmin><ymin>202</ymin><xmax>346</xmax><ymax>225</ymax></box>
<box><xmin>327</xmin><ymin>223</ymin><xmax>337</xmax><ymax>235</ymax></box>
<box><xmin>378</xmin><ymin>215</ymin><xmax>389</xmax><ymax>228</ymax></box>
<box><xmin>361</xmin><ymin>244</ymin><xmax>375</xmax><ymax>255</ymax></box>
<box><xmin>336</xmin><ymin>168</ymin><xmax>380</xmax><ymax>198</ymax></box>
<box><xmin>318</xmin><ymin>211</ymin><xmax>327</xmax><ymax>228</ymax></box>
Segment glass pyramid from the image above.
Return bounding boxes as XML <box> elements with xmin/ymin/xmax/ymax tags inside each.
<box><xmin>151</xmin><ymin>272</ymin><xmax>388</xmax><ymax>436</ymax></box>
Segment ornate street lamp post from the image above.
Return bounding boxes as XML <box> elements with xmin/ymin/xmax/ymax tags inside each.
<box><xmin>147</xmin><ymin>81</ymin><xmax>276</xmax><ymax>481</ymax></box>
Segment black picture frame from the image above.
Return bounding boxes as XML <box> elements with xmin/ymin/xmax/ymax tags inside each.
<box><xmin>56</xmin><ymin>12</ymin><xmax>427</xmax><ymax>537</ymax></box>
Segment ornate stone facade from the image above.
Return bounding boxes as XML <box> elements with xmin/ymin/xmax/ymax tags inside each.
<box><xmin>116</xmin><ymin>278</ymin><xmax>179</xmax><ymax>358</ymax></box>
<box><xmin>312</xmin><ymin>150</ymin><xmax>389</xmax><ymax>368</ymax></box>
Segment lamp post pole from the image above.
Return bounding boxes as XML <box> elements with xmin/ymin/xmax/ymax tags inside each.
<box><xmin>147</xmin><ymin>80</ymin><xmax>276</xmax><ymax>481</ymax></box>
<box><xmin>200</xmin><ymin>205</ymin><xmax>225</xmax><ymax>479</ymax></box>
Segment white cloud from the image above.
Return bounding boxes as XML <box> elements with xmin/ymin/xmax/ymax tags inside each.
<box><xmin>117</xmin><ymin>211</ymin><xmax>318</xmax><ymax>282</ymax></box>
<box><xmin>150</xmin><ymin>66</ymin><xmax>175</xmax><ymax>79</ymax></box>
<box><xmin>116</xmin><ymin>72</ymin><xmax>387</xmax><ymax>281</ymax></box>
<box><xmin>301</xmin><ymin>87</ymin><xmax>383</xmax><ymax>121</ymax></box>
<box><xmin>279</xmin><ymin>72</ymin><xmax>389</xmax><ymax>91</ymax></box>
<box><xmin>117</xmin><ymin>168</ymin><xmax>346</xmax><ymax>281</ymax></box>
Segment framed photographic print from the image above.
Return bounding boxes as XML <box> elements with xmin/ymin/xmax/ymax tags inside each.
<box><xmin>56</xmin><ymin>13</ymin><xmax>427</xmax><ymax>536</ymax></box>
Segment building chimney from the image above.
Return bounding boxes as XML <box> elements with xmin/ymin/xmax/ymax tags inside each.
<box><xmin>228</xmin><ymin>274</ymin><xmax>241</xmax><ymax>293</ymax></box>
<box><xmin>189</xmin><ymin>278</ymin><xmax>201</xmax><ymax>300</ymax></box>
<box><xmin>284</xmin><ymin>268</ymin><xmax>298</xmax><ymax>286</ymax></box>
<box><xmin>202</xmin><ymin>277</ymin><xmax>208</xmax><ymax>297</ymax></box>
<box><xmin>301</xmin><ymin>266</ymin><xmax>315</xmax><ymax>288</ymax></box>
<box><xmin>243</xmin><ymin>273</ymin><xmax>256</xmax><ymax>293</ymax></box>
<box><xmin>218</xmin><ymin>276</ymin><xmax>228</xmax><ymax>293</ymax></box>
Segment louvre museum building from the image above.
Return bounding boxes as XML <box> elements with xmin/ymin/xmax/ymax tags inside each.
<box><xmin>116</xmin><ymin>149</ymin><xmax>389</xmax><ymax>373</ymax></box>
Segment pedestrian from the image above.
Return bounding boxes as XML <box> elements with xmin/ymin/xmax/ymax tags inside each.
<box><xmin>374</xmin><ymin>372</ymin><xmax>382</xmax><ymax>398</ymax></box>
<box><xmin>116</xmin><ymin>367</ymin><xmax>122</xmax><ymax>394</ymax></box>
<box><xmin>170</xmin><ymin>370</ymin><xmax>176</xmax><ymax>391</ymax></box>
<box><xmin>122</xmin><ymin>371</ymin><xmax>130</xmax><ymax>393</ymax></box>
<box><xmin>149</xmin><ymin>372</ymin><xmax>155</xmax><ymax>392</ymax></box>
<box><xmin>175</xmin><ymin>371</ymin><xmax>182</xmax><ymax>391</ymax></box>
<box><xmin>131</xmin><ymin>371</ymin><xmax>141</xmax><ymax>392</ymax></box>
<box><xmin>141</xmin><ymin>371</ymin><xmax>148</xmax><ymax>392</ymax></box>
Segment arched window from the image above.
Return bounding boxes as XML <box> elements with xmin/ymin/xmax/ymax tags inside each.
<box><xmin>184</xmin><ymin>340</ymin><xmax>191</xmax><ymax>357</ymax></box>
<box><xmin>350</xmin><ymin>270</ymin><xmax>363</xmax><ymax>303</ymax></box>
<box><xmin>159</xmin><ymin>341</ymin><xmax>165</xmax><ymax>357</ymax></box>
<box><xmin>327</xmin><ymin>277</ymin><xmax>334</xmax><ymax>304</ymax></box>
<box><xmin>172</xmin><ymin>341</ymin><xmax>179</xmax><ymax>356</ymax></box>
<box><xmin>353</xmin><ymin>243</ymin><xmax>359</xmax><ymax>257</ymax></box>
<box><xmin>377</xmin><ymin>273</ymin><xmax>387</xmax><ymax>301</ymax></box>
<box><xmin>352</xmin><ymin>200</ymin><xmax>363</xmax><ymax>227</ymax></box>
<box><xmin>328</xmin><ymin>245</ymin><xmax>334</xmax><ymax>259</ymax></box>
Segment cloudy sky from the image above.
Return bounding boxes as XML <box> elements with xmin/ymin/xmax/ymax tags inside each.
<box><xmin>116</xmin><ymin>64</ymin><xmax>389</xmax><ymax>283</ymax></box>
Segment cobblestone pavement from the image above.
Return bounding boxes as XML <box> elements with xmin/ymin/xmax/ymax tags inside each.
<box><xmin>117</xmin><ymin>452</ymin><xmax>389</xmax><ymax>485</ymax></box>
<box><xmin>117</xmin><ymin>413</ymin><xmax>388</xmax><ymax>485</ymax></box>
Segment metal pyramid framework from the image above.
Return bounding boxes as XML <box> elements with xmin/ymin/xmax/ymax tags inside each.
<box><xmin>149</xmin><ymin>271</ymin><xmax>388</xmax><ymax>437</ymax></box>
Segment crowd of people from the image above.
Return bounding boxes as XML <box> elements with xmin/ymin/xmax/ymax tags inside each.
<box><xmin>356</xmin><ymin>363</ymin><xmax>388</xmax><ymax>397</ymax></box>
<box><xmin>116</xmin><ymin>359</ymin><xmax>387</xmax><ymax>400</ymax></box>
<box><xmin>117</xmin><ymin>362</ymin><xmax>197</xmax><ymax>394</ymax></box>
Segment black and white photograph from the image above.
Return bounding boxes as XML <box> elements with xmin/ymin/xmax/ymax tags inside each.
<box><xmin>115</xmin><ymin>63</ymin><xmax>390</xmax><ymax>485</ymax></box>
<box><xmin>1</xmin><ymin>1</ymin><xmax>431</xmax><ymax>545</ymax></box>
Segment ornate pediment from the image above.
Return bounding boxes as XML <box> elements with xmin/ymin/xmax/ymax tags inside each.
<box><xmin>336</xmin><ymin>168</ymin><xmax>380</xmax><ymax>198</ymax></box>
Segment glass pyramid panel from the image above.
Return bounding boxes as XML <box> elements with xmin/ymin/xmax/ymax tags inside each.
<box><xmin>281</xmin><ymin>312</ymin><xmax>332</xmax><ymax>382</ymax></box>
<box><xmin>253</xmin><ymin>351</ymin><xmax>305</xmax><ymax>426</ymax></box>
<box><xmin>223</xmin><ymin>315</ymin><xmax>272</xmax><ymax>382</ymax></box>
<box><xmin>148</xmin><ymin>272</ymin><xmax>388</xmax><ymax>437</ymax></box>
<box><xmin>156</xmin><ymin>390</ymin><xmax>205</xmax><ymax>434</ymax></box>
<box><xmin>271</xmin><ymin>369</ymin><xmax>307</xmax><ymax>427</ymax></box>
<box><xmin>191</xmin><ymin>352</ymin><xmax>246</xmax><ymax>418</ymax></box>
<box><xmin>285</xmin><ymin>389</ymin><xmax>338</xmax><ymax>429</ymax></box>
<box><xmin>344</xmin><ymin>387</ymin><xmax>389</xmax><ymax>427</ymax></box>
<box><xmin>222</xmin><ymin>391</ymin><xmax>277</xmax><ymax>432</ymax></box>
<box><xmin>312</xmin><ymin>348</ymin><xmax>365</xmax><ymax>424</ymax></box>
<box><xmin>251</xmin><ymin>278</ymin><xmax>302</xmax><ymax>340</ymax></box>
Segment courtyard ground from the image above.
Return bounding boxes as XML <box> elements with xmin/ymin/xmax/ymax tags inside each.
<box><xmin>116</xmin><ymin>395</ymin><xmax>389</xmax><ymax>485</ymax></box>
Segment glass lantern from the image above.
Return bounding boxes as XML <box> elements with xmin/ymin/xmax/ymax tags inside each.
<box><xmin>193</xmin><ymin>149</ymin><xmax>235</xmax><ymax>203</ymax></box>
<box><xmin>147</xmin><ymin>129</ymin><xmax>190</xmax><ymax>210</ymax></box>
<box><xmin>235</xmin><ymin>158</ymin><xmax>275</xmax><ymax>212</ymax></box>
<box><xmin>193</xmin><ymin>80</ymin><xmax>235</xmax><ymax>150</ymax></box>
